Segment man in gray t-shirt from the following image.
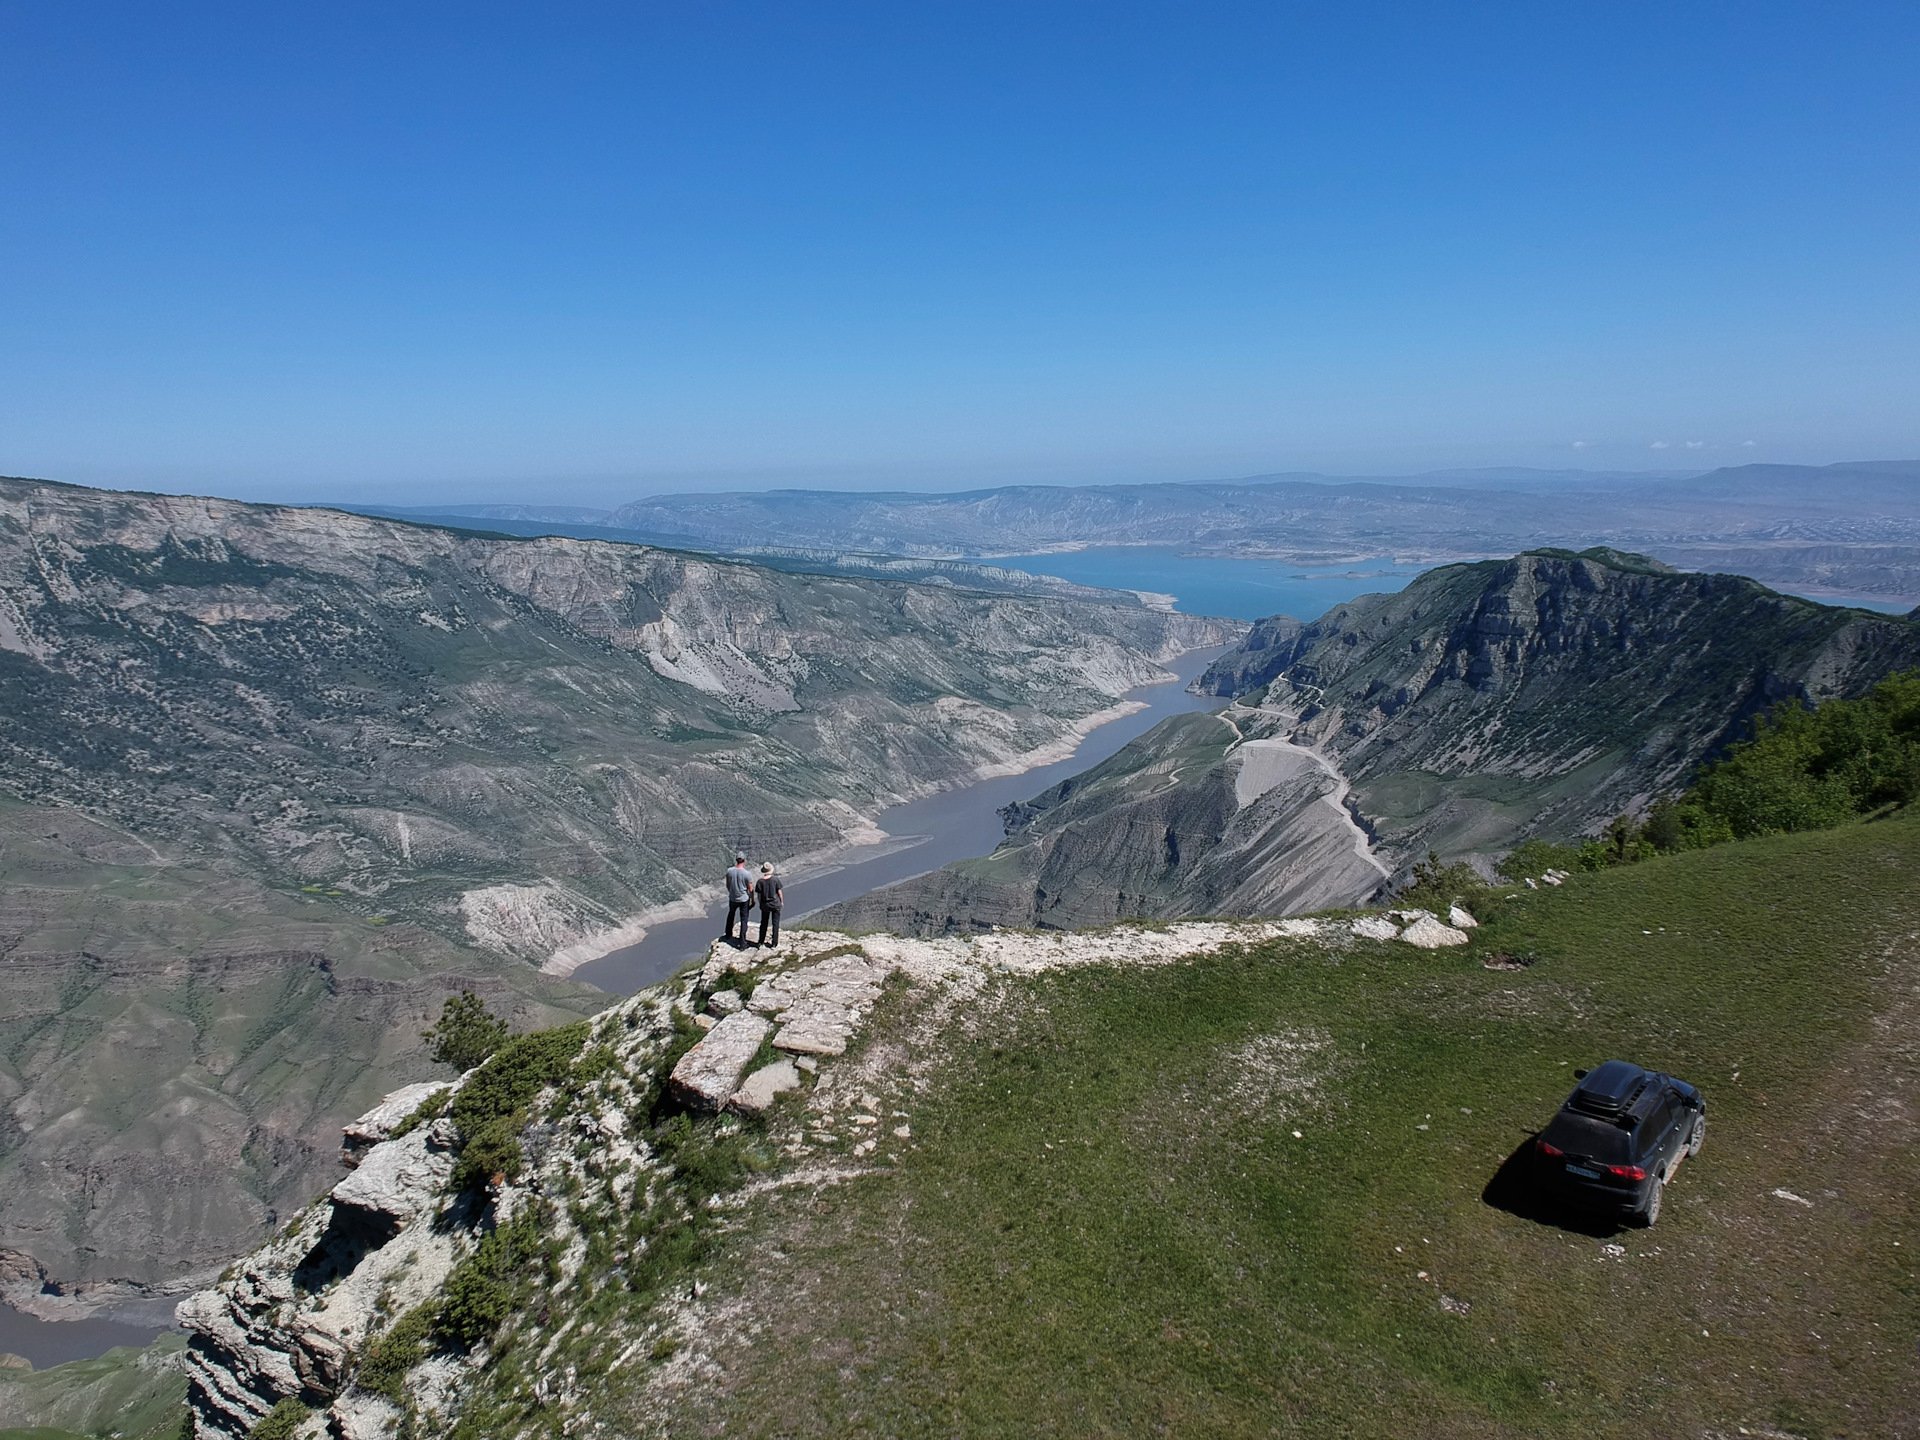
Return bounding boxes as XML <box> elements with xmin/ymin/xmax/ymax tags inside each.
<box><xmin>722</xmin><ymin>853</ymin><xmax>753</xmax><ymax>945</ymax></box>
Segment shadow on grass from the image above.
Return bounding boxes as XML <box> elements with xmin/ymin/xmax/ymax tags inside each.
<box><xmin>1482</xmin><ymin>1138</ymin><xmax>1627</xmax><ymax>1239</ymax></box>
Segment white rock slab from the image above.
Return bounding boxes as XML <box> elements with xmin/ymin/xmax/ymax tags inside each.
<box><xmin>1349</xmin><ymin>914</ymin><xmax>1400</xmax><ymax>941</ymax></box>
<box><xmin>729</xmin><ymin>1059</ymin><xmax>801</xmax><ymax>1115</ymax></box>
<box><xmin>340</xmin><ymin>1080</ymin><xmax>453</xmax><ymax>1167</ymax></box>
<box><xmin>707</xmin><ymin>989</ymin><xmax>744</xmax><ymax>1016</ymax></box>
<box><xmin>756</xmin><ymin>952</ymin><xmax>890</xmax><ymax>1057</ymax></box>
<box><xmin>1448</xmin><ymin>905</ymin><xmax>1480</xmax><ymax>929</ymax></box>
<box><xmin>668</xmin><ymin>1011</ymin><xmax>772</xmax><ymax>1112</ymax></box>
<box><xmin>1399</xmin><ymin>915</ymin><xmax>1471</xmax><ymax>949</ymax></box>
<box><xmin>330</xmin><ymin>1120</ymin><xmax>458</xmax><ymax>1225</ymax></box>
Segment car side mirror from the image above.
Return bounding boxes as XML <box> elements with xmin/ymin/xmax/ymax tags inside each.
<box><xmin>1572</xmin><ymin>1068</ymin><xmax>1589</xmax><ymax>1080</ymax></box>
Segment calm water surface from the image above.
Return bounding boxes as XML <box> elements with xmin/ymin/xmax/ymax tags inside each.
<box><xmin>988</xmin><ymin>547</ymin><xmax>1421</xmax><ymax>620</ymax></box>
<box><xmin>0</xmin><ymin>1300</ymin><xmax>163</xmax><ymax>1369</ymax></box>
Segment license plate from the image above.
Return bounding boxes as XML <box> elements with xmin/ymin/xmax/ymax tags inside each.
<box><xmin>1566</xmin><ymin>1164</ymin><xmax>1600</xmax><ymax>1179</ymax></box>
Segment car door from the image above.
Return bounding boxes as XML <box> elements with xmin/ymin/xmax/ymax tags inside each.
<box><xmin>1637</xmin><ymin>1092</ymin><xmax>1679</xmax><ymax>1175</ymax></box>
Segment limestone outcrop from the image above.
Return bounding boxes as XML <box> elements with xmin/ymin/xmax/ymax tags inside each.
<box><xmin>340</xmin><ymin>1082</ymin><xmax>454</xmax><ymax>1169</ymax></box>
<box><xmin>179</xmin><ymin>916</ymin><xmax>1483</xmax><ymax>1439</ymax></box>
<box><xmin>329</xmin><ymin>1120</ymin><xmax>460</xmax><ymax>1227</ymax></box>
<box><xmin>668</xmin><ymin>1012</ymin><xmax>772</xmax><ymax>1112</ymax></box>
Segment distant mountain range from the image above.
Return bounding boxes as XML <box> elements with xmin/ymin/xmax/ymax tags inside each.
<box><xmin>351</xmin><ymin>460</ymin><xmax>1920</xmax><ymax>606</ymax></box>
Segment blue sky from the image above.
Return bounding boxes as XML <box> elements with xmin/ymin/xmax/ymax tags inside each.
<box><xmin>2</xmin><ymin>2</ymin><xmax>1916</xmax><ymax>505</ymax></box>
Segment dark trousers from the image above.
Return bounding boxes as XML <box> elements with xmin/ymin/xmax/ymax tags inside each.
<box><xmin>757</xmin><ymin>907</ymin><xmax>781</xmax><ymax>946</ymax></box>
<box><xmin>724</xmin><ymin>898</ymin><xmax>751</xmax><ymax>943</ymax></box>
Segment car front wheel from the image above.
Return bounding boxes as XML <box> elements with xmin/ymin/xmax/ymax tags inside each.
<box><xmin>1688</xmin><ymin>1114</ymin><xmax>1705</xmax><ymax>1157</ymax></box>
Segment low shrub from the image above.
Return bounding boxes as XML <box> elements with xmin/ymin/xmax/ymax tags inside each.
<box><xmin>447</xmin><ymin>1022</ymin><xmax>589</xmax><ymax>1189</ymax></box>
<box><xmin>438</xmin><ymin>1204</ymin><xmax>558</xmax><ymax>1347</ymax></box>
<box><xmin>357</xmin><ymin>1303</ymin><xmax>435</xmax><ymax>1401</ymax></box>
<box><xmin>248</xmin><ymin>1398</ymin><xmax>313</xmax><ymax>1440</ymax></box>
<box><xmin>423</xmin><ymin>992</ymin><xmax>511</xmax><ymax>1073</ymax></box>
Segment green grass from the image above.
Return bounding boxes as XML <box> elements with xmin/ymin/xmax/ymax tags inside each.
<box><xmin>0</xmin><ymin>1337</ymin><xmax>187</xmax><ymax>1440</ymax></box>
<box><xmin>665</xmin><ymin>812</ymin><xmax>1920</xmax><ymax>1438</ymax></box>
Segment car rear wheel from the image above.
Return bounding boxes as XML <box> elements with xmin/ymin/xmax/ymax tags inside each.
<box><xmin>1638</xmin><ymin>1173</ymin><xmax>1664</xmax><ymax>1227</ymax></box>
<box><xmin>1688</xmin><ymin>1114</ymin><xmax>1705</xmax><ymax>1157</ymax></box>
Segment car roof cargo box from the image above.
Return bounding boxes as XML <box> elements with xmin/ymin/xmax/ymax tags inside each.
<box><xmin>1567</xmin><ymin>1059</ymin><xmax>1651</xmax><ymax>1118</ymax></box>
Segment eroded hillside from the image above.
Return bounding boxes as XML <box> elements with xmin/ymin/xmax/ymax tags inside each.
<box><xmin>0</xmin><ymin>475</ymin><xmax>1234</xmax><ymax>1310</ymax></box>
<box><xmin>830</xmin><ymin>548</ymin><xmax>1920</xmax><ymax>935</ymax></box>
<box><xmin>0</xmin><ymin>476</ymin><xmax>1235</xmax><ymax>961</ymax></box>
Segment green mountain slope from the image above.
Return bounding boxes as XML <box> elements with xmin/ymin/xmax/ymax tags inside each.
<box><xmin>1199</xmin><ymin>547</ymin><xmax>1920</xmax><ymax>855</ymax></box>
<box><xmin>677</xmin><ymin>817</ymin><xmax>1920</xmax><ymax>1439</ymax></box>
<box><xmin>829</xmin><ymin>549</ymin><xmax>1920</xmax><ymax>935</ymax></box>
<box><xmin>168</xmin><ymin>811</ymin><xmax>1920</xmax><ymax>1438</ymax></box>
<box><xmin>0</xmin><ymin>1337</ymin><xmax>185</xmax><ymax>1440</ymax></box>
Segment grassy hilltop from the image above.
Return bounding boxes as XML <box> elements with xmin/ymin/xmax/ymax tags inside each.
<box><xmin>665</xmin><ymin>814</ymin><xmax>1917</xmax><ymax>1438</ymax></box>
<box><xmin>123</xmin><ymin>804</ymin><xmax>1920</xmax><ymax>1440</ymax></box>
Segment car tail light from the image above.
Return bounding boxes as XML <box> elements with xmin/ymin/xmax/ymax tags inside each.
<box><xmin>1605</xmin><ymin>1163</ymin><xmax>1647</xmax><ymax>1181</ymax></box>
<box><xmin>1536</xmin><ymin>1139</ymin><xmax>1563</xmax><ymax>1158</ymax></box>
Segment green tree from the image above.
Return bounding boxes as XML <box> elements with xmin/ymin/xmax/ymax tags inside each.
<box><xmin>423</xmin><ymin>991</ymin><xmax>511</xmax><ymax>1073</ymax></box>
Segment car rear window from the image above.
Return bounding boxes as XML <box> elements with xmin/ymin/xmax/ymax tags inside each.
<box><xmin>1541</xmin><ymin>1112</ymin><xmax>1632</xmax><ymax>1163</ymax></box>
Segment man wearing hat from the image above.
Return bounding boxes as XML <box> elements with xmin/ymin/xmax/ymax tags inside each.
<box><xmin>753</xmin><ymin>862</ymin><xmax>784</xmax><ymax>948</ymax></box>
<box><xmin>722</xmin><ymin>852</ymin><xmax>754</xmax><ymax>946</ymax></box>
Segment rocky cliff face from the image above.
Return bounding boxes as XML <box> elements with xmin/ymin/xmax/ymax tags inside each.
<box><xmin>0</xmin><ymin>475</ymin><xmax>1235</xmax><ymax>1308</ymax></box>
<box><xmin>818</xmin><ymin>708</ymin><xmax>1389</xmax><ymax>934</ymax></box>
<box><xmin>826</xmin><ymin>550</ymin><xmax>1920</xmax><ymax>935</ymax></box>
<box><xmin>1198</xmin><ymin>548</ymin><xmax>1920</xmax><ymax>854</ymax></box>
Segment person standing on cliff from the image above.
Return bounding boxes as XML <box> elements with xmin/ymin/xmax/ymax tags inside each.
<box><xmin>754</xmin><ymin>861</ymin><xmax>784</xmax><ymax>948</ymax></box>
<box><xmin>722</xmin><ymin>852</ymin><xmax>754</xmax><ymax>945</ymax></box>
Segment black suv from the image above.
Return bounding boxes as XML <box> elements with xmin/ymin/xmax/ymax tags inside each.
<box><xmin>1533</xmin><ymin>1060</ymin><xmax>1705</xmax><ymax>1226</ymax></box>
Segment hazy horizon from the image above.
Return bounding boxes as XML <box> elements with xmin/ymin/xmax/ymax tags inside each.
<box><xmin>19</xmin><ymin>454</ymin><xmax>1901</xmax><ymax>515</ymax></box>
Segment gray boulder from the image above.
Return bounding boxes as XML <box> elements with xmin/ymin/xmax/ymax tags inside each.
<box><xmin>729</xmin><ymin>1059</ymin><xmax>802</xmax><ymax>1115</ymax></box>
<box><xmin>330</xmin><ymin>1120</ymin><xmax>459</xmax><ymax>1226</ymax></box>
<box><xmin>668</xmin><ymin>1012</ymin><xmax>772</xmax><ymax>1112</ymax></box>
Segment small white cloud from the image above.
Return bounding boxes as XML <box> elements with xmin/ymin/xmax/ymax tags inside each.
<box><xmin>1650</xmin><ymin>440</ymin><xmax>1671</xmax><ymax>450</ymax></box>
<box><xmin>1741</xmin><ymin>439</ymin><xmax>1757</xmax><ymax>447</ymax></box>
<box><xmin>1685</xmin><ymin>440</ymin><xmax>1706</xmax><ymax>449</ymax></box>
<box><xmin>1571</xmin><ymin>439</ymin><xmax>1593</xmax><ymax>449</ymax></box>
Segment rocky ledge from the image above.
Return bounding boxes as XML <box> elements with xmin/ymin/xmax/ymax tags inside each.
<box><xmin>177</xmin><ymin>912</ymin><xmax>1476</xmax><ymax>1439</ymax></box>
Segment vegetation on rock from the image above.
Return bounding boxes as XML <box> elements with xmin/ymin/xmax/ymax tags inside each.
<box><xmin>1502</xmin><ymin>669</ymin><xmax>1920</xmax><ymax>878</ymax></box>
<box><xmin>423</xmin><ymin>991</ymin><xmax>512</xmax><ymax>1073</ymax></box>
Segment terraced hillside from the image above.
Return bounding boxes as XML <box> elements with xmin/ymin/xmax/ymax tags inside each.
<box><xmin>0</xmin><ymin>475</ymin><xmax>1233</xmax><ymax>1308</ymax></box>
<box><xmin>0</xmin><ymin>476</ymin><xmax>1233</xmax><ymax>962</ymax></box>
<box><xmin>137</xmin><ymin>809</ymin><xmax>1920</xmax><ymax>1440</ymax></box>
